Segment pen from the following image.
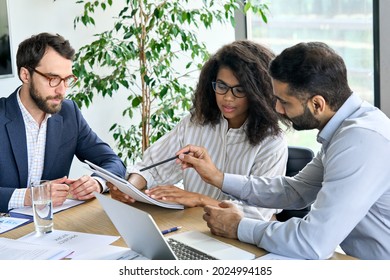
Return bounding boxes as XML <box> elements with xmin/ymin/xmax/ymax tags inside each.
<box><xmin>161</xmin><ymin>226</ymin><xmax>182</xmax><ymax>235</ymax></box>
<box><xmin>139</xmin><ymin>152</ymin><xmax>190</xmax><ymax>172</ymax></box>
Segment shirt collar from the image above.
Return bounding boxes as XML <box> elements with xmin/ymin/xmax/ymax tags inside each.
<box><xmin>219</xmin><ymin>114</ymin><xmax>248</xmax><ymax>132</ymax></box>
<box><xmin>317</xmin><ymin>92</ymin><xmax>363</xmax><ymax>148</ymax></box>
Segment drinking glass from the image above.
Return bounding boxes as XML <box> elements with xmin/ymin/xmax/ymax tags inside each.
<box><xmin>30</xmin><ymin>180</ymin><xmax>53</xmax><ymax>234</ymax></box>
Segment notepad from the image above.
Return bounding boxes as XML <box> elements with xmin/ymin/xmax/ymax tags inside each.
<box><xmin>9</xmin><ymin>199</ymin><xmax>85</xmax><ymax>219</ymax></box>
<box><xmin>85</xmin><ymin>160</ymin><xmax>184</xmax><ymax>210</ymax></box>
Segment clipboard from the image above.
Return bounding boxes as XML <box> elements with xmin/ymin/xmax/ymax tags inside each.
<box><xmin>85</xmin><ymin>160</ymin><xmax>184</xmax><ymax>210</ymax></box>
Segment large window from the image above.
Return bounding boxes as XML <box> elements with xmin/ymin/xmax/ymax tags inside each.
<box><xmin>0</xmin><ymin>0</ymin><xmax>12</xmax><ymax>78</ymax></box>
<box><xmin>247</xmin><ymin>0</ymin><xmax>374</xmax><ymax>153</ymax></box>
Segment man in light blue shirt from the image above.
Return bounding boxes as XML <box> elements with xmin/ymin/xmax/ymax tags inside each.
<box><xmin>176</xmin><ymin>42</ymin><xmax>390</xmax><ymax>260</ymax></box>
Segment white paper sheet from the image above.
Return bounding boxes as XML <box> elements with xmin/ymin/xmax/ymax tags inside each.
<box><xmin>85</xmin><ymin>160</ymin><xmax>184</xmax><ymax>209</ymax></box>
<box><xmin>71</xmin><ymin>244</ymin><xmax>149</xmax><ymax>260</ymax></box>
<box><xmin>0</xmin><ymin>237</ymin><xmax>73</xmax><ymax>260</ymax></box>
<box><xmin>9</xmin><ymin>199</ymin><xmax>85</xmax><ymax>217</ymax></box>
<box><xmin>18</xmin><ymin>229</ymin><xmax>120</xmax><ymax>259</ymax></box>
<box><xmin>0</xmin><ymin>216</ymin><xmax>30</xmax><ymax>234</ymax></box>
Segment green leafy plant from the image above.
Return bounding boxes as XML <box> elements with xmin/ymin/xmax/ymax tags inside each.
<box><xmin>67</xmin><ymin>0</ymin><xmax>269</xmax><ymax>164</ymax></box>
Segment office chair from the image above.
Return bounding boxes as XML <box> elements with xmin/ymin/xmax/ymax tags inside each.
<box><xmin>275</xmin><ymin>146</ymin><xmax>314</xmax><ymax>222</ymax></box>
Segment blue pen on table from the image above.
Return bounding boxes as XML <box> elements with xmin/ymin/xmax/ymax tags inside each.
<box><xmin>161</xmin><ymin>226</ymin><xmax>182</xmax><ymax>235</ymax></box>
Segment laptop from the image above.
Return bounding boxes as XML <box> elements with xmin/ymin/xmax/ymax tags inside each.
<box><xmin>94</xmin><ymin>192</ymin><xmax>255</xmax><ymax>260</ymax></box>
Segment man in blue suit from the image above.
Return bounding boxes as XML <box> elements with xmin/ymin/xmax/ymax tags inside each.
<box><xmin>0</xmin><ymin>32</ymin><xmax>126</xmax><ymax>213</ymax></box>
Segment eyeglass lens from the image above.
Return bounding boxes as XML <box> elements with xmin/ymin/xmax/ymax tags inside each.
<box><xmin>212</xmin><ymin>82</ymin><xmax>246</xmax><ymax>98</ymax></box>
<box><xmin>49</xmin><ymin>76</ymin><xmax>77</xmax><ymax>87</ymax></box>
<box><xmin>29</xmin><ymin>67</ymin><xmax>77</xmax><ymax>88</ymax></box>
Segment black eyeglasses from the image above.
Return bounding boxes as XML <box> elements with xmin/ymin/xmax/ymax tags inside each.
<box><xmin>211</xmin><ymin>81</ymin><xmax>246</xmax><ymax>98</ymax></box>
<box><xmin>27</xmin><ymin>67</ymin><xmax>78</xmax><ymax>88</ymax></box>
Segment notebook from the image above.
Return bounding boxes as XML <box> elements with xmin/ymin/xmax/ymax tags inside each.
<box><xmin>94</xmin><ymin>192</ymin><xmax>255</xmax><ymax>260</ymax></box>
<box><xmin>85</xmin><ymin>160</ymin><xmax>184</xmax><ymax>210</ymax></box>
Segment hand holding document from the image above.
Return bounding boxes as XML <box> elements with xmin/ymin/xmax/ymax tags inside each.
<box><xmin>85</xmin><ymin>160</ymin><xmax>184</xmax><ymax>210</ymax></box>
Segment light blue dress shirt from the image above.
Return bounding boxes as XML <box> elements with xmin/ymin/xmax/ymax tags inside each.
<box><xmin>222</xmin><ymin>93</ymin><xmax>390</xmax><ymax>259</ymax></box>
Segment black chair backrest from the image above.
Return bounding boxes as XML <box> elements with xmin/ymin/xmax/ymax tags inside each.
<box><xmin>286</xmin><ymin>146</ymin><xmax>314</xmax><ymax>177</ymax></box>
<box><xmin>275</xmin><ymin>146</ymin><xmax>314</xmax><ymax>222</ymax></box>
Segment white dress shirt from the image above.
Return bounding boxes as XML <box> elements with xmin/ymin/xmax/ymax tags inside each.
<box><xmin>128</xmin><ymin>114</ymin><xmax>288</xmax><ymax>220</ymax></box>
<box><xmin>8</xmin><ymin>91</ymin><xmax>50</xmax><ymax>209</ymax></box>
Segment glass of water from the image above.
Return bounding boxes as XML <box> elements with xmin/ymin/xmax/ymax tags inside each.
<box><xmin>30</xmin><ymin>180</ymin><xmax>53</xmax><ymax>234</ymax></box>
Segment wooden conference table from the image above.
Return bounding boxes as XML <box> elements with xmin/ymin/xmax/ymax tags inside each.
<box><xmin>1</xmin><ymin>195</ymin><xmax>354</xmax><ymax>260</ymax></box>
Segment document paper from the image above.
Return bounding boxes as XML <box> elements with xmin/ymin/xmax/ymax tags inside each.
<box><xmin>0</xmin><ymin>216</ymin><xmax>30</xmax><ymax>234</ymax></box>
<box><xmin>9</xmin><ymin>199</ymin><xmax>85</xmax><ymax>218</ymax></box>
<box><xmin>18</xmin><ymin>229</ymin><xmax>120</xmax><ymax>259</ymax></box>
<box><xmin>85</xmin><ymin>160</ymin><xmax>184</xmax><ymax>210</ymax></box>
<box><xmin>0</xmin><ymin>237</ymin><xmax>72</xmax><ymax>260</ymax></box>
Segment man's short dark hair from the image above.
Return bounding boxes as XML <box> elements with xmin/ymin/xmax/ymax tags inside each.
<box><xmin>16</xmin><ymin>32</ymin><xmax>75</xmax><ymax>78</ymax></box>
<box><xmin>269</xmin><ymin>42</ymin><xmax>352</xmax><ymax>111</ymax></box>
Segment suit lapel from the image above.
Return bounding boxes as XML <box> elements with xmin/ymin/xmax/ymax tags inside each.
<box><xmin>6</xmin><ymin>117</ymin><xmax>29</xmax><ymax>187</ymax></box>
<box><xmin>42</xmin><ymin>114</ymin><xmax>63</xmax><ymax>178</ymax></box>
<box><xmin>5</xmin><ymin>90</ymin><xmax>29</xmax><ymax>186</ymax></box>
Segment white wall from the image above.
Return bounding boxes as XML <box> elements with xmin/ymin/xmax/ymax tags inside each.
<box><xmin>0</xmin><ymin>0</ymin><xmax>234</xmax><ymax>177</ymax></box>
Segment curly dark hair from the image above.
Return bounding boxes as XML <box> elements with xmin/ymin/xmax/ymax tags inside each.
<box><xmin>190</xmin><ymin>40</ymin><xmax>283</xmax><ymax>145</ymax></box>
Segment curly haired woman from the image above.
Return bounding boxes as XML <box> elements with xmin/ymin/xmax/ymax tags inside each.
<box><xmin>110</xmin><ymin>40</ymin><xmax>288</xmax><ymax>220</ymax></box>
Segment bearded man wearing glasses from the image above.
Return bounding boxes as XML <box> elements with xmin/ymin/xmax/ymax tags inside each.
<box><xmin>0</xmin><ymin>32</ymin><xmax>125</xmax><ymax>213</ymax></box>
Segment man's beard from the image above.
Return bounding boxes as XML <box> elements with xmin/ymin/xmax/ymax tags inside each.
<box><xmin>29</xmin><ymin>81</ymin><xmax>63</xmax><ymax>114</ymax></box>
<box><xmin>289</xmin><ymin>104</ymin><xmax>320</xmax><ymax>131</ymax></box>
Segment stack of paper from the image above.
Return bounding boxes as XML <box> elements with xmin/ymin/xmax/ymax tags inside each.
<box><xmin>1</xmin><ymin>230</ymin><xmax>142</xmax><ymax>260</ymax></box>
<box><xmin>18</xmin><ymin>229</ymin><xmax>120</xmax><ymax>259</ymax></box>
<box><xmin>0</xmin><ymin>237</ymin><xmax>72</xmax><ymax>260</ymax></box>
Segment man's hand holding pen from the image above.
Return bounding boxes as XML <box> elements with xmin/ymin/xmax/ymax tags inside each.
<box><xmin>108</xmin><ymin>147</ymin><xmax>223</xmax><ymax>205</ymax></box>
<box><xmin>175</xmin><ymin>145</ymin><xmax>224</xmax><ymax>189</ymax></box>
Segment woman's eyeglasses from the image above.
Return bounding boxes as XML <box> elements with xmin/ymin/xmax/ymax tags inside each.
<box><xmin>211</xmin><ymin>81</ymin><xmax>246</xmax><ymax>98</ymax></box>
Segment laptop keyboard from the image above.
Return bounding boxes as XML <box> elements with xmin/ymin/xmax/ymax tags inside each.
<box><xmin>167</xmin><ymin>238</ymin><xmax>217</xmax><ymax>260</ymax></box>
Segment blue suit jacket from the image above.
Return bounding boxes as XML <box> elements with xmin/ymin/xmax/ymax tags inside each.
<box><xmin>0</xmin><ymin>88</ymin><xmax>126</xmax><ymax>212</ymax></box>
